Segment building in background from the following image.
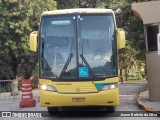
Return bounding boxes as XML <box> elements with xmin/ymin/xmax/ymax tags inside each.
<box><xmin>132</xmin><ymin>0</ymin><xmax>160</xmax><ymax>101</ymax></box>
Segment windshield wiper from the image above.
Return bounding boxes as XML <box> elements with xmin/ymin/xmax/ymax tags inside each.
<box><xmin>80</xmin><ymin>54</ymin><xmax>97</xmax><ymax>80</ymax></box>
<box><xmin>59</xmin><ymin>53</ymin><xmax>73</xmax><ymax>78</ymax></box>
<box><xmin>41</xmin><ymin>40</ymin><xmax>46</xmax><ymax>73</ymax></box>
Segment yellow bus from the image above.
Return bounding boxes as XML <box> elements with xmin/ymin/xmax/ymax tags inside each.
<box><xmin>29</xmin><ymin>8</ymin><xmax>125</xmax><ymax>114</ymax></box>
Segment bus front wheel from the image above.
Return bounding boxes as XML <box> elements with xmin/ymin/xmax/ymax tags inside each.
<box><xmin>47</xmin><ymin>107</ymin><xmax>58</xmax><ymax>114</ymax></box>
<box><xmin>106</xmin><ymin>106</ymin><xmax>116</xmax><ymax>113</ymax></box>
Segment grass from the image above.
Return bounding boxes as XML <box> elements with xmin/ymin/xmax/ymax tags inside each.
<box><xmin>122</xmin><ymin>75</ymin><xmax>147</xmax><ymax>83</ymax></box>
<box><xmin>124</xmin><ymin>79</ymin><xmax>147</xmax><ymax>83</ymax></box>
<box><xmin>0</xmin><ymin>84</ymin><xmax>11</xmax><ymax>93</ymax></box>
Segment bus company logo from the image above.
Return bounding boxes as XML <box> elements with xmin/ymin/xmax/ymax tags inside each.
<box><xmin>56</xmin><ymin>83</ymin><xmax>72</xmax><ymax>85</ymax></box>
<box><xmin>2</xmin><ymin>112</ymin><xmax>11</xmax><ymax>117</ymax></box>
<box><xmin>76</xmin><ymin>88</ymin><xmax>80</xmax><ymax>92</ymax></box>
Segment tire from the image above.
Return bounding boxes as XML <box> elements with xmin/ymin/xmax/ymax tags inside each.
<box><xmin>106</xmin><ymin>106</ymin><xmax>116</xmax><ymax>113</ymax></box>
<box><xmin>47</xmin><ymin>107</ymin><xmax>58</xmax><ymax>114</ymax></box>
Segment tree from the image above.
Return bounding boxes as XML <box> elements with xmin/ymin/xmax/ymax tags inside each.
<box><xmin>56</xmin><ymin>0</ymin><xmax>100</xmax><ymax>8</ymax></box>
<box><xmin>0</xmin><ymin>0</ymin><xmax>56</xmax><ymax>79</ymax></box>
<box><xmin>113</xmin><ymin>0</ymin><xmax>152</xmax><ymax>82</ymax></box>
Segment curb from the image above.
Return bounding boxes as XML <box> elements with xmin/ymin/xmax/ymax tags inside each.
<box><xmin>137</xmin><ymin>91</ymin><xmax>160</xmax><ymax>116</ymax></box>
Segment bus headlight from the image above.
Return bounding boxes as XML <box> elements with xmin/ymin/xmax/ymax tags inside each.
<box><xmin>100</xmin><ymin>84</ymin><xmax>118</xmax><ymax>91</ymax></box>
<box><xmin>41</xmin><ymin>85</ymin><xmax>47</xmax><ymax>90</ymax></box>
<box><xmin>40</xmin><ymin>85</ymin><xmax>57</xmax><ymax>92</ymax></box>
<box><xmin>47</xmin><ymin>85</ymin><xmax>57</xmax><ymax>92</ymax></box>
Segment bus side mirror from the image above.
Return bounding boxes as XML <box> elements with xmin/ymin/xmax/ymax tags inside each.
<box><xmin>29</xmin><ymin>31</ymin><xmax>38</xmax><ymax>52</ymax></box>
<box><xmin>117</xmin><ymin>28</ymin><xmax>126</xmax><ymax>49</ymax></box>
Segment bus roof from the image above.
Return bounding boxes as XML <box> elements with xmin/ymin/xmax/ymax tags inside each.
<box><xmin>42</xmin><ymin>8</ymin><xmax>114</xmax><ymax>16</ymax></box>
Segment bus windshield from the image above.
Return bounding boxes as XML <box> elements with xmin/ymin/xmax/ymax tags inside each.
<box><xmin>40</xmin><ymin>13</ymin><xmax>117</xmax><ymax>81</ymax></box>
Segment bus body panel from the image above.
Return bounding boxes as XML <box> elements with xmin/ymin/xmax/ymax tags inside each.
<box><xmin>36</xmin><ymin>9</ymin><xmax>123</xmax><ymax>109</ymax></box>
<box><xmin>42</xmin><ymin>8</ymin><xmax>115</xmax><ymax>16</ymax></box>
<box><xmin>39</xmin><ymin>77</ymin><xmax>119</xmax><ymax>107</ymax></box>
<box><xmin>40</xmin><ymin>88</ymin><xmax>119</xmax><ymax>107</ymax></box>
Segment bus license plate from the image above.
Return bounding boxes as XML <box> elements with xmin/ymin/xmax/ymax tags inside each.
<box><xmin>72</xmin><ymin>98</ymin><xmax>85</xmax><ymax>102</ymax></box>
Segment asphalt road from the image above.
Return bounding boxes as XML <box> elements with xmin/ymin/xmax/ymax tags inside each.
<box><xmin>1</xmin><ymin>82</ymin><xmax>160</xmax><ymax>119</ymax></box>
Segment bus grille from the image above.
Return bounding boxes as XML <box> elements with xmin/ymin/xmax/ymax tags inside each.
<box><xmin>57</xmin><ymin>85</ymin><xmax>98</xmax><ymax>93</ymax></box>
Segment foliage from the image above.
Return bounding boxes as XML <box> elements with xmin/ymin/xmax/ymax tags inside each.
<box><xmin>115</xmin><ymin>2</ymin><xmax>146</xmax><ymax>61</ymax></box>
<box><xmin>56</xmin><ymin>0</ymin><xmax>100</xmax><ymax>8</ymax></box>
<box><xmin>0</xmin><ymin>84</ymin><xmax>11</xmax><ymax>93</ymax></box>
<box><xmin>0</xmin><ymin>0</ymin><xmax>56</xmax><ymax>79</ymax></box>
<box><xmin>109</xmin><ymin>0</ymin><xmax>150</xmax><ymax>82</ymax></box>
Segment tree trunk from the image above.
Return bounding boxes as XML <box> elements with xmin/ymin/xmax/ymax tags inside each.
<box><xmin>125</xmin><ymin>69</ymin><xmax>129</xmax><ymax>81</ymax></box>
<box><xmin>8</xmin><ymin>46</ymin><xmax>17</xmax><ymax>79</ymax></box>
<box><xmin>120</xmin><ymin>68</ymin><xmax>123</xmax><ymax>83</ymax></box>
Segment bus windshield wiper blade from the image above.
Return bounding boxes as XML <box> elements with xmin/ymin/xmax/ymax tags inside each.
<box><xmin>80</xmin><ymin>54</ymin><xmax>97</xmax><ymax>80</ymax></box>
<box><xmin>59</xmin><ymin>53</ymin><xmax>73</xmax><ymax>78</ymax></box>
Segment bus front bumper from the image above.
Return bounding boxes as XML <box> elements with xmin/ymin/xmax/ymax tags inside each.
<box><xmin>40</xmin><ymin>88</ymin><xmax>119</xmax><ymax>107</ymax></box>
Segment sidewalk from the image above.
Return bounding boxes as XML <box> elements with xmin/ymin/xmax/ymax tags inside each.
<box><xmin>0</xmin><ymin>90</ymin><xmax>40</xmax><ymax>111</ymax></box>
<box><xmin>0</xmin><ymin>90</ymin><xmax>39</xmax><ymax>101</ymax></box>
<box><xmin>137</xmin><ymin>90</ymin><xmax>160</xmax><ymax>115</ymax></box>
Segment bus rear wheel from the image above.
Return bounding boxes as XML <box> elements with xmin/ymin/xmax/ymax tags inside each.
<box><xmin>47</xmin><ymin>107</ymin><xmax>58</xmax><ymax>114</ymax></box>
<box><xmin>106</xmin><ymin>106</ymin><xmax>116</xmax><ymax>113</ymax></box>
